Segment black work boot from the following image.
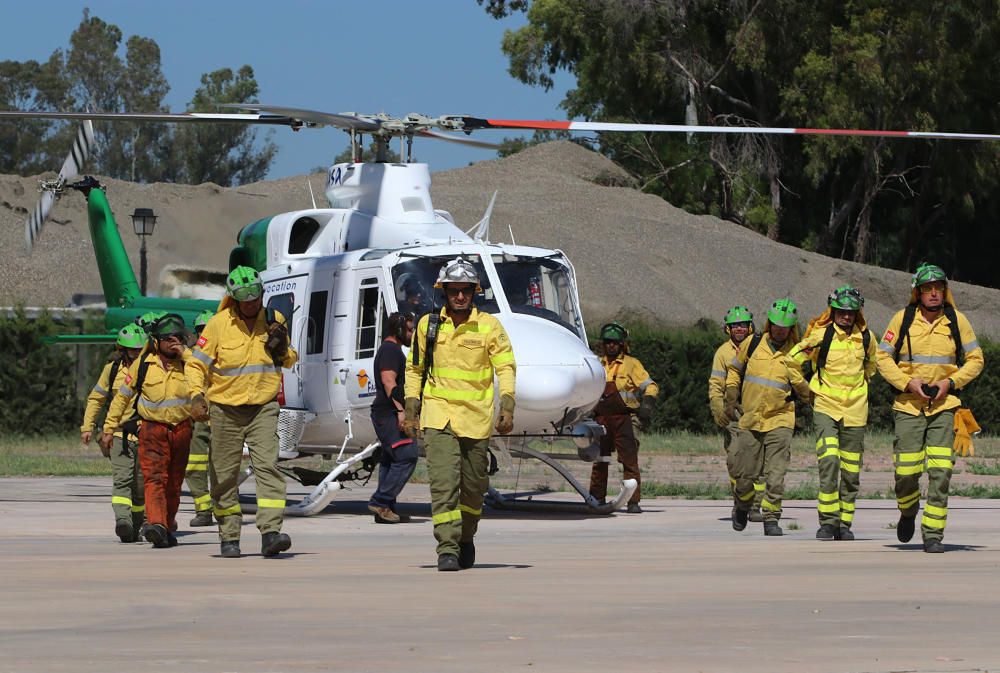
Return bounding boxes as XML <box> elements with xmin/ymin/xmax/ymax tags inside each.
<box><xmin>731</xmin><ymin>506</ymin><xmax>748</xmax><ymax>531</ymax></box>
<box><xmin>626</xmin><ymin>502</ymin><xmax>643</xmax><ymax>514</ymax></box>
<box><xmin>748</xmin><ymin>508</ymin><xmax>764</xmax><ymax>523</ymax></box>
<box><xmin>763</xmin><ymin>521</ymin><xmax>783</xmax><ymax>536</ymax></box>
<box><xmin>897</xmin><ymin>514</ymin><xmax>916</xmax><ymax>543</ymax></box>
<box><xmin>924</xmin><ymin>539</ymin><xmax>945</xmax><ymax>553</ymax></box>
<box><xmin>144</xmin><ymin>523</ymin><xmax>171</xmax><ymax>548</ymax></box>
<box><xmin>189</xmin><ymin>511</ymin><xmax>214</xmax><ymax>527</ymax></box>
<box><xmin>816</xmin><ymin>524</ymin><xmax>837</xmax><ymax>540</ymax></box>
<box><xmin>220</xmin><ymin>541</ymin><xmax>241</xmax><ymax>558</ymax></box>
<box><xmin>458</xmin><ymin>541</ymin><xmax>476</xmax><ymax>569</ymax></box>
<box><xmin>115</xmin><ymin>520</ymin><xmax>135</xmax><ymax>543</ymax></box>
<box><xmin>838</xmin><ymin>526</ymin><xmax>855</xmax><ymax>541</ymax></box>
<box><xmin>437</xmin><ymin>553</ymin><xmax>460</xmax><ymax>571</ymax></box>
<box><xmin>261</xmin><ymin>532</ymin><xmax>292</xmax><ymax>558</ymax></box>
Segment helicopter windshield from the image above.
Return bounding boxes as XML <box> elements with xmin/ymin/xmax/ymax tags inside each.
<box><xmin>391</xmin><ymin>255</ymin><xmax>498</xmax><ymax>320</ymax></box>
<box><xmin>492</xmin><ymin>253</ymin><xmax>583</xmax><ymax>337</ymax></box>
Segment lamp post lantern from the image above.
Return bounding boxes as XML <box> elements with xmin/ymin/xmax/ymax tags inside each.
<box><xmin>130</xmin><ymin>207</ymin><xmax>157</xmax><ymax>296</ymax></box>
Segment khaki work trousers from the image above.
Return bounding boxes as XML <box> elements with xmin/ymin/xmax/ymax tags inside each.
<box><xmin>814</xmin><ymin>412</ymin><xmax>866</xmax><ymax>529</ymax></box>
<box><xmin>210</xmin><ymin>401</ymin><xmax>286</xmax><ymax>543</ymax></box>
<box><xmin>722</xmin><ymin>422</ymin><xmax>765</xmax><ymax>510</ymax></box>
<box><xmin>138</xmin><ymin>419</ymin><xmax>192</xmax><ymax>530</ymax></box>
<box><xmin>893</xmin><ymin>409</ymin><xmax>955</xmax><ymax>543</ymax></box>
<box><xmin>424</xmin><ymin>424</ymin><xmax>489</xmax><ymax>557</ymax></box>
<box><xmin>110</xmin><ymin>436</ymin><xmax>145</xmax><ymax>532</ymax></box>
<box><xmin>185</xmin><ymin>420</ymin><xmax>212</xmax><ymax>513</ymax></box>
<box><xmin>590</xmin><ymin>413</ymin><xmax>641</xmax><ymax>505</ymax></box>
<box><xmin>730</xmin><ymin>426</ymin><xmax>793</xmax><ymax>523</ymax></box>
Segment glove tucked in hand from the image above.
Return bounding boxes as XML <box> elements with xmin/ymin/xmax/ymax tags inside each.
<box><xmin>637</xmin><ymin>395</ymin><xmax>656</xmax><ymax>432</ymax></box>
<box><xmin>265</xmin><ymin>321</ymin><xmax>289</xmax><ymax>363</ymax></box>
<box><xmin>723</xmin><ymin>386</ymin><xmax>742</xmax><ymax>422</ymax></box>
<box><xmin>402</xmin><ymin>397</ymin><xmax>422</xmax><ymax>439</ymax></box>
<box><xmin>495</xmin><ymin>394</ymin><xmax>515</xmax><ymax>435</ymax></box>
<box><xmin>190</xmin><ymin>393</ymin><xmax>210</xmax><ymax>423</ymax></box>
<box><xmin>710</xmin><ymin>398</ymin><xmax>728</xmax><ymax>428</ymax></box>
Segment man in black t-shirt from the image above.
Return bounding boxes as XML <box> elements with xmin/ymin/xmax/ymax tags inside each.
<box><xmin>368</xmin><ymin>312</ymin><xmax>418</xmax><ymax>524</ymax></box>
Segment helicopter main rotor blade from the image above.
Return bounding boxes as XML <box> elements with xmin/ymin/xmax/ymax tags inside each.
<box><xmin>417</xmin><ymin>128</ymin><xmax>501</xmax><ymax>149</ymax></box>
<box><xmin>24</xmin><ymin>120</ymin><xmax>95</xmax><ymax>253</ymax></box>
<box><xmin>457</xmin><ymin>117</ymin><xmax>1000</xmax><ymax>142</ymax></box>
<box><xmin>219</xmin><ymin>104</ymin><xmax>383</xmax><ymax>132</ymax></box>
<box><xmin>0</xmin><ymin>110</ymin><xmax>301</xmax><ymax>126</ymax></box>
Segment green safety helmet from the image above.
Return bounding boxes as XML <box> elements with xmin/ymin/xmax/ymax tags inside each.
<box><xmin>767</xmin><ymin>298</ymin><xmax>799</xmax><ymax>327</ymax></box>
<box><xmin>724</xmin><ymin>305</ymin><xmax>754</xmax><ymax>325</ymax></box>
<box><xmin>149</xmin><ymin>313</ymin><xmax>187</xmax><ymax>339</ymax></box>
<box><xmin>227</xmin><ymin>265</ymin><xmax>263</xmax><ymax>301</ymax></box>
<box><xmin>136</xmin><ymin>310</ymin><xmax>167</xmax><ymax>334</ymax></box>
<box><xmin>828</xmin><ymin>285</ymin><xmax>864</xmax><ymax>311</ymax></box>
<box><xmin>911</xmin><ymin>263</ymin><xmax>947</xmax><ymax>288</ymax></box>
<box><xmin>116</xmin><ymin>323</ymin><xmax>147</xmax><ymax>349</ymax></box>
<box><xmin>600</xmin><ymin>321</ymin><xmax>628</xmax><ymax>342</ymax></box>
<box><xmin>194</xmin><ymin>309</ymin><xmax>214</xmax><ymax>331</ymax></box>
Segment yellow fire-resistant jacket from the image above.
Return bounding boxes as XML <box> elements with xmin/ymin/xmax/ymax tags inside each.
<box><xmin>708</xmin><ymin>340</ymin><xmax>739</xmax><ymax>403</ymax></box>
<box><xmin>876</xmin><ymin>303</ymin><xmax>984</xmax><ymax>417</ymax></box>
<box><xmin>81</xmin><ymin>359</ymin><xmax>130</xmax><ymax>438</ymax></box>
<box><xmin>786</xmin><ymin>315</ymin><xmax>878</xmax><ymax>427</ymax></box>
<box><xmin>104</xmin><ymin>350</ymin><xmax>193</xmax><ymax>431</ymax></box>
<box><xmin>405</xmin><ymin>307</ymin><xmax>516</xmax><ymax>440</ymax></box>
<box><xmin>187</xmin><ymin>303</ymin><xmax>298</xmax><ymax>406</ymax></box>
<box><xmin>602</xmin><ymin>353</ymin><xmax>659</xmax><ymax>409</ymax></box>
<box><xmin>726</xmin><ymin>333</ymin><xmax>809</xmax><ymax>432</ymax></box>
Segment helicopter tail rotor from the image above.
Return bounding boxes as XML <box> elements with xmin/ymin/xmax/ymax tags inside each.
<box><xmin>24</xmin><ymin>120</ymin><xmax>95</xmax><ymax>253</ymax></box>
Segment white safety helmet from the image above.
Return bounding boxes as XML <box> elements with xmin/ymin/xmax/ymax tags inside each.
<box><xmin>434</xmin><ymin>257</ymin><xmax>482</xmax><ymax>292</ymax></box>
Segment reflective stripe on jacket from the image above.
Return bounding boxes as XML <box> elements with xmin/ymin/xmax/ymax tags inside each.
<box><xmin>876</xmin><ymin>307</ymin><xmax>984</xmax><ymax>416</ymax></box>
<box><xmin>602</xmin><ymin>354</ymin><xmax>659</xmax><ymax>409</ymax></box>
<box><xmin>105</xmin><ymin>351</ymin><xmax>193</xmax><ymax>430</ymax></box>
<box><xmin>186</xmin><ymin>305</ymin><xmax>298</xmax><ymax>406</ymax></box>
<box><xmin>82</xmin><ymin>360</ymin><xmax>129</xmax><ymax>438</ymax></box>
<box><xmin>787</xmin><ymin>324</ymin><xmax>877</xmax><ymax>427</ymax></box>
<box><xmin>405</xmin><ymin>307</ymin><xmax>516</xmax><ymax>440</ymax></box>
<box><xmin>708</xmin><ymin>340</ymin><xmax>738</xmax><ymax>403</ymax></box>
<box><xmin>725</xmin><ymin>337</ymin><xmax>800</xmax><ymax>432</ymax></box>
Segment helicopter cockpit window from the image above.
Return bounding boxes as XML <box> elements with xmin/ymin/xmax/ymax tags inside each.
<box><xmin>391</xmin><ymin>255</ymin><xmax>498</xmax><ymax>318</ymax></box>
<box><xmin>266</xmin><ymin>292</ymin><xmax>295</xmax><ymax>337</ymax></box>
<box><xmin>355</xmin><ymin>278</ymin><xmax>383</xmax><ymax>359</ymax></box>
<box><xmin>493</xmin><ymin>254</ymin><xmax>583</xmax><ymax>336</ymax></box>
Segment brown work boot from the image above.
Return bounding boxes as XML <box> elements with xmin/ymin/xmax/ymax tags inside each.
<box><xmin>368</xmin><ymin>504</ymin><xmax>401</xmax><ymax>524</ymax></box>
<box><xmin>189</xmin><ymin>510</ymin><xmax>214</xmax><ymax>527</ymax></box>
<box><xmin>748</xmin><ymin>508</ymin><xmax>764</xmax><ymax>523</ymax></box>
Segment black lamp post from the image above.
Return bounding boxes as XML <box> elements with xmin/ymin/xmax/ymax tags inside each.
<box><xmin>131</xmin><ymin>207</ymin><xmax>157</xmax><ymax>296</ymax></box>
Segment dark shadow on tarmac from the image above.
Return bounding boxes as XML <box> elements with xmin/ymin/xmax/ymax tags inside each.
<box><xmin>416</xmin><ymin>563</ymin><xmax>533</xmax><ymax>570</ymax></box>
<box><xmin>883</xmin><ymin>542</ymin><xmax>988</xmax><ymax>552</ymax></box>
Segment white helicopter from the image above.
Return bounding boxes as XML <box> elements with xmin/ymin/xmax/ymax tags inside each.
<box><xmin>7</xmin><ymin>105</ymin><xmax>999</xmax><ymax>515</ymax></box>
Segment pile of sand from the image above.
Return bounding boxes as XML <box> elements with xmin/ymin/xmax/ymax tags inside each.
<box><xmin>2</xmin><ymin>140</ymin><xmax>998</xmax><ymax>338</ymax></box>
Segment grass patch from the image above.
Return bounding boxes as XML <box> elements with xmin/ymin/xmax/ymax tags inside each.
<box><xmin>783</xmin><ymin>481</ymin><xmax>819</xmax><ymax>500</ymax></box>
<box><xmin>786</xmin><ymin>521</ymin><xmax>801</xmax><ymax>531</ymax></box>
<box><xmin>949</xmin><ymin>484</ymin><xmax>1000</xmax><ymax>498</ymax></box>
<box><xmin>965</xmin><ymin>460</ymin><xmax>1000</xmax><ymax>476</ymax></box>
<box><xmin>0</xmin><ymin>434</ymin><xmax>112</xmax><ymax>476</ymax></box>
<box><xmin>642</xmin><ymin>481</ymin><xmax>730</xmax><ymax>499</ymax></box>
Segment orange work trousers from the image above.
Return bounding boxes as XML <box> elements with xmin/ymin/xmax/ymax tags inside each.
<box><xmin>138</xmin><ymin>419</ymin><xmax>192</xmax><ymax>530</ymax></box>
<box><xmin>589</xmin><ymin>413</ymin><xmax>641</xmax><ymax>504</ymax></box>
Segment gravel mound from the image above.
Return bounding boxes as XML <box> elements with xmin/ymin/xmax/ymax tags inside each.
<box><xmin>3</xmin><ymin>140</ymin><xmax>999</xmax><ymax>339</ymax></box>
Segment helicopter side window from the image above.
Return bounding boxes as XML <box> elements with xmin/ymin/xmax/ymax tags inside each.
<box><xmin>306</xmin><ymin>290</ymin><xmax>328</xmax><ymax>355</ymax></box>
<box><xmin>266</xmin><ymin>293</ymin><xmax>294</xmax><ymax>328</ymax></box>
<box><xmin>355</xmin><ymin>278</ymin><xmax>383</xmax><ymax>359</ymax></box>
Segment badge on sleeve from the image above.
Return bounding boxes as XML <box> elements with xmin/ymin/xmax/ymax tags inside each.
<box><xmin>883</xmin><ymin>330</ymin><xmax>895</xmax><ymax>343</ymax></box>
<box><xmin>197</xmin><ymin>335</ymin><xmax>208</xmax><ymax>348</ymax></box>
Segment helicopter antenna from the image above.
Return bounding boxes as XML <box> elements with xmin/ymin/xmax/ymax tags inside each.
<box><xmin>466</xmin><ymin>191</ymin><xmax>498</xmax><ymax>242</ymax></box>
<box><xmin>307</xmin><ymin>178</ymin><xmax>317</xmax><ymax>209</ymax></box>
<box><xmin>508</xmin><ymin>222</ymin><xmax>516</xmax><ymax>246</ymax></box>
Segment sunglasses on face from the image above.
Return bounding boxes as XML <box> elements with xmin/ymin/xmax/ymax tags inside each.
<box><xmin>444</xmin><ymin>285</ymin><xmax>475</xmax><ymax>297</ymax></box>
<box><xmin>232</xmin><ymin>285</ymin><xmax>263</xmax><ymax>301</ymax></box>
<box><xmin>919</xmin><ymin>282</ymin><xmax>945</xmax><ymax>294</ymax></box>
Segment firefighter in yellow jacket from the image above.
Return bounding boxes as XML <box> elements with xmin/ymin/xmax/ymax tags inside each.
<box><xmin>590</xmin><ymin>322</ymin><xmax>658</xmax><ymax>513</ymax></box>
<box><xmin>787</xmin><ymin>286</ymin><xmax>878</xmax><ymax>541</ymax></box>
<box><xmin>709</xmin><ymin>306</ymin><xmax>765</xmax><ymax>521</ymax></box>
<box><xmin>187</xmin><ymin>266</ymin><xmax>299</xmax><ymax>559</ymax></box>
<box><xmin>102</xmin><ymin>314</ymin><xmax>194</xmax><ymax>549</ymax></box>
<box><xmin>81</xmin><ymin>323</ymin><xmax>146</xmax><ymax>542</ymax></box>
<box><xmin>725</xmin><ymin>299</ymin><xmax>811</xmax><ymax>536</ymax></box>
<box><xmin>876</xmin><ymin>264</ymin><xmax>984</xmax><ymax>553</ymax></box>
<box><xmin>403</xmin><ymin>258</ymin><xmax>516</xmax><ymax>572</ymax></box>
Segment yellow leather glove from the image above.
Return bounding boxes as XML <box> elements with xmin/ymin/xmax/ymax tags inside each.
<box><xmin>190</xmin><ymin>393</ymin><xmax>210</xmax><ymax>423</ymax></box>
<box><xmin>710</xmin><ymin>398</ymin><xmax>727</xmax><ymax>428</ymax></box>
<box><xmin>495</xmin><ymin>394</ymin><xmax>515</xmax><ymax>435</ymax></box>
<box><xmin>953</xmin><ymin>408</ymin><xmax>981</xmax><ymax>457</ymax></box>
<box><xmin>402</xmin><ymin>397</ymin><xmax>422</xmax><ymax>439</ymax></box>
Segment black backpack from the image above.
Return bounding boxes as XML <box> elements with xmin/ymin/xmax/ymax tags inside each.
<box><xmin>892</xmin><ymin>303</ymin><xmax>964</xmax><ymax>366</ymax></box>
<box><xmin>806</xmin><ymin>323</ymin><xmax>872</xmax><ymax>385</ymax></box>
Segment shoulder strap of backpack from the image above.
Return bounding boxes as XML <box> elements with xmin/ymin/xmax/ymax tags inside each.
<box><xmin>130</xmin><ymin>358</ymin><xmax>153</xmax><ymax>418</ymax></box>
<box><xmin>943</xmin><ymin>304</ymin><xmax>965</xmax><ymax>366</ymax></box>
<box><xmin>893</xmin><ymin>303</ymin><xmax>918</xmax><ymax>364</ymax></box>
<box><xmin>738</xmin><ymin>333</ymin><xmax>764</xmax><ymax>398</ymax></box>
<box><xmin>417</xmin><ymin>312</ymin><xmax>441</xmax><ymax>403</ymax></box>
<box><xmin>815</xmin><ymin>324</ymin><xmax>836</xmax><ymax>385</ymax></box>
<box><xmin>108</xmin><ymin>360</ymin><xmax>122</xmax><ymax>394</ymax></box>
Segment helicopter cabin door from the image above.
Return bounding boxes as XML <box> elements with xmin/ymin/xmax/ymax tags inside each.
<box><xmin>334</xmin><ymin>271</ymin><xmax>386</xmax><ymax>415</ymax></box>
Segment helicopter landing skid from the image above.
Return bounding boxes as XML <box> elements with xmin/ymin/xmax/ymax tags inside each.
<box><xmin>284</xmin><ymin>442</ymin><xmax>381</xmax><ymax>517</ymax></box>
<box><xmin>485</xmin><ymin>444</ymin><xmax>637</xmax><ymax>514</ymax></box>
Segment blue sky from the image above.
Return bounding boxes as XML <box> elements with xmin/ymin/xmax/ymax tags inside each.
<box><xmin>1</xmin><ymin>1</ymin><xmax>574</xmax><ymax>178</ymax></box>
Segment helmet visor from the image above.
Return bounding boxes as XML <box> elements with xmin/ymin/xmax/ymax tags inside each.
<box><xmin>232</xmin><ymin>284</ymin><xmax>263</xmax><ymax>302</ymax></box>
